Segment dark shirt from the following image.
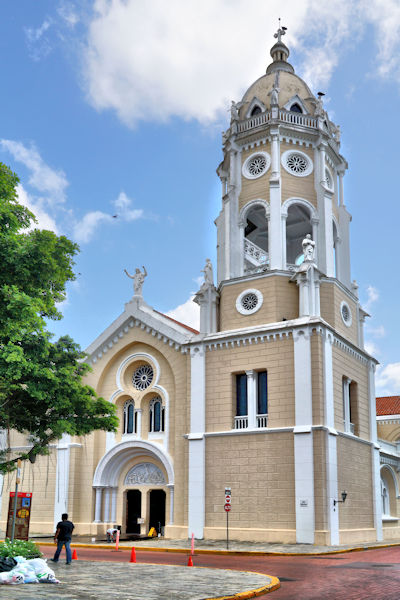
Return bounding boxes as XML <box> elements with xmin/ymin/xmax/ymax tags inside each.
<box><xmin>56</xmin><ymin>520</ymin><xmax>74</xmax><ymax>541</ymax></box>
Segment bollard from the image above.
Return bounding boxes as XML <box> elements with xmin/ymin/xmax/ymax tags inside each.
<box><xmin>191</xmin><ymin>532</ymin><xmax>194</xmax><ymax>556</ymax></box>
<box><xmin>115</xmin><ymin>529</ymin><xmax>120</xmax><ymax>551</ymax></box>
<box><xmin>130</xmin><ymin>547</ymin><xmax>136</xmax><ymax>563</ymax></box>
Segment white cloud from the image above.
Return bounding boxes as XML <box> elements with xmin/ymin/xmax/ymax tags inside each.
<box><xmin>0</xmin><ymin>140</ymin><xmax>68</xmax><ymax>204</ymax></box>
<box><xmin>364</xmin><ymin>285</ymin><xmax>379</xmax><ymax>313</ymax></box>
<box><xmin>16</xmin><ymin>184</ymin><xmax>59</xmax><ymax>234</ymax></box>
<box><xmin>113</xmin><ymin>191</ymin><xmax>143</xmax><ymax>221</ymax></box>
<box><xmin>24</xmin><ymin>18</ymin><xmax>54</xmax><ymax>61</ymax></box>
<box><xmin>81</xmin><ymin>0</ymin><xmax>400</xmax><ymax>127</ymax></box>
<box><xmin>364</xmin><ymin>341</ymin><xmax>379</xmax><ymax>357</ymax></box>
<box><xmin>73</xmin><ymin>210</ymin><xmax>113</xmax><ymax>243</ymax></box>
<box><xmin>366</xmin><ymin>325</ymin><xmax>385</xmax><ymax>338</ymax></box>
<box><xmin>376</xmin><ymin>363</ymin><xmax>400</xmax><ymax>396</ymax></box>
<box><xmin>58</xmin><ymin>3</ymin><xmax>79</xmax><ymax>28</ymax></box>
<box><xmin>166</xmin><ymin>296</ymin><xmax>200</xmax><ymax>331</ymax></box>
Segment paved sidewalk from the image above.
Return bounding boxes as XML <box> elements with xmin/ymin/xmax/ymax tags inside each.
<box><xmin>0</xmin><ymin>560</ymin><xmax>277</xmax><ymax>600</ymax></box>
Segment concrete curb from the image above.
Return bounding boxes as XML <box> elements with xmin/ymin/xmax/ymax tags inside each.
<box><xmin>207</xmin><ymin>573</ymin><xmax>281</xmax><ymax>599</ymax></box>
<box><xmin>34</xmin><ymin>540</ymin><xmax>400</xmax><ymax>557</ymax></box>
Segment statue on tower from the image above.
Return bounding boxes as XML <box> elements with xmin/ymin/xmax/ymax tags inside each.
<box><xmin>201</xmin><ymin>258</ymin><xmax>214</xmax><ymax>287</ymax></box>
<box><xmin>269</xmin><ymin>85</ymin><xmax>280</xmax><ymax>107</ymax></box>
<box><xmin>124</xmin><ymin>265</ymin><xmax>147</xmax><ymax>296</ymax></box>
<box><xmin>302</xmin><ymin>234</ymin><xmax>315</xmax><ymax>262</ymax></box>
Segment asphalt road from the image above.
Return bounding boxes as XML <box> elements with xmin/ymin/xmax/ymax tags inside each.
<box><xmin>39</xmin><ymin>544</ymin><xmax>400</xmax><ymax>599</ymax></box>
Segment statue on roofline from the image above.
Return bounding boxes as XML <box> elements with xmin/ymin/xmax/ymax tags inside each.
<box><xmin>124</xmin><ymin>265</ymin><xmax>147</xmax><ymax>296</ymax></box>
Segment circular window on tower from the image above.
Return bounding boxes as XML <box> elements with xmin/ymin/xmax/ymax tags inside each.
<box><xmin>236</xmin><ymin>288</ymin><xmax>263</xmax><ymax>315</ymax></box>
<box><xmin>281</xmin><ymin>149</ymin><xmax>313</xmax><ymax>177</ymax></box>
<box><xmin>132</xmin><ymin>364</ymin><xmax>154</xmax><ymax>391</ymax></box>
<box><xmin>242</xmin><ymin>151</ymin><xmax>271</xmax><ymax>180</ymax></box>
<box><xmin>340</xmin><ymin>301</ymin><xmax>352</xmax><ymax>327</ymax></box>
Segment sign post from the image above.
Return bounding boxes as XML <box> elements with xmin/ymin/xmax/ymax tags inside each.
<box><xmin>10</xmin><ymin>459</ymin><xmax>21</xmax><ymax>542</ymax></box>
<box><xmin>224</xmin><ymin>487</ymin><xmax>231</xmax><ymax>551</ymax></box>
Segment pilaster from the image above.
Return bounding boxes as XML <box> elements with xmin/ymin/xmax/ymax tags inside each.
<box><xmin>368</xmin><ymin>361</ymin><xmax>383</xmax><ymax>541</ymax></box>
<box><xmin>188</xmin><ymin>344</ymin><xmax>206</xmax><ymax>538</ymax></box>
<box><xmin>322</xmin><ymin>330</ymin><xmax>339</xmax><ymax>545</ymax></box>
<box><xmin>269</xmin><ymin>128</ymin><xmax>282</xmax><ymax>270</ymax></box>
<box><xmin>54</xmin><ymin>433</ymin><xmax>71</xmax><ymax>529</ymax></box>
<box><xmin>246</xmin><ymin>370</ymin><xmax>257</xmax><ymax>429</ymax></box>
<box><xmin>293</xmin><ymin>328</ymin><xmax>315</xmax><ymax>543</ymax></box>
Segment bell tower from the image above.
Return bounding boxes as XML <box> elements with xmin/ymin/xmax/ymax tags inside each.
<box><xmin>216</xmin><ymin>24</ymin><xmax>351</xmax><ymax>295</ymax></box>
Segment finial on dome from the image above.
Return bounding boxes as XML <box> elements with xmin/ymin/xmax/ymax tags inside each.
<box><xmin>266</xmin><ymin>21</ymin><xmax>294</xmax><ymax>75</ymax></box>
<box><xmin>274</xmin><ymin>18</ymin><xmax>287</xmax><ymax>44</ymax></box>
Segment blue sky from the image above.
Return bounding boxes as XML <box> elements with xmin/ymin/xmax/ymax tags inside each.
<box><xmin>2</xmin><ymin>1</ymin><xmax>400</xmax><ymax>395</ymax></box>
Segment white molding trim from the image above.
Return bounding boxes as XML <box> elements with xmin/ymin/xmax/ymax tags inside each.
<box><xmin>283</xmin><ymin>95</ymin><xmax>309</xmax><ymax>114</ymax></box>
<box><xmin>245</xmin><ymin>96</ymin><xmax>267</xmax><ymax>118</ymax></box>
<box><xmin>376</xmin><ymin>415</ymin><xmax>400</xmax><ymax>422</ymax></box>
<box><xmin>238</xmin><ymin>198</ymin><xmax>270</xmax><ymax>227</ymax></box>
<box><xmin>340</xmin><ymin>300</ymin><xmax>352</xmax><ymax>327</ymax></box>
<box><xmin>380</xmin><ymin>464</ymin><xmax>400</xmax><ymax>497</ymax></box>
<box><xmin>93</xmin><ymin>439</ymin><xmax>174</xmax><ymax>488</ymax></box>
<box><xmin>281</xmin><ymin>196</ymin><xmax>318</xmax><ymax>220</ymax></box>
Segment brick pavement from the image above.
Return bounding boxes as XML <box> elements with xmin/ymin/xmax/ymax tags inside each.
<box><xmin>36</xmin><ymin>544</ymin><xmax>400</xmax><ymax>599</ymax></box>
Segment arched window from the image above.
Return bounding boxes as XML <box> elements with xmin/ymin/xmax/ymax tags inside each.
<box><xmin>243</xmin><ymin>205</ymin><xmax>269</xmax><ymax>271</ymax></box>
<box><xmin>123</xmin><ymin>399</ymin><xmax>136</xmax><ymax>434</ymax></box>
<box><xmin>149</xmin><ymin>397</ymin><xmax>165</xmax><ymax>433</ymax></box>
<box><xmin>251</xmin><ymin>105</ymin><xmax>262</xmax><ymax>116</ymax></box>
<box><xmin>286</xmin><ymin>203</ymin><xmax>312</xmax><ymax>266</ymax></box>
<box><xmin>290</xmin><ymin>103</ymin><xmax>302</xmax><ymax>113</ymax></box>
<box><xmin>381</xmin><ymin>478</ymin><xmax>390</xmax><ymax>516</ymax></box>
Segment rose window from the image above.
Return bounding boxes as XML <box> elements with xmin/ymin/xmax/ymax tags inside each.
<box><xmin>248</xmin><ymin>155</ymin><xmax>267</xmax><ymax>176</ymax></box>
<box><xmin>286</xmin><ymin>153</ymin><xmax>308</xmax><ymax>174</ymax></box>
<box><xmin>242</xmin><ymin>151</ymin><xmax>271</xmax><ymax>179</ymax></box>
<box><xmin>241</xmin><ymin>293</ymin><xmax>259</xmax><ymax>311</ymax></box>
<box><xmin>281</xmin><ymin>150</ymin><xmax>313</xmax><ymax>177</ymax></box>
<box><xmin>132</xmin><ymin>364</ymin><xmax>154</xmax><ymax>391</ymax></box>
<box><xmin>341</xmin><ymin>304</ymin><xmax>350</xmax><ymax>323</ymax></box>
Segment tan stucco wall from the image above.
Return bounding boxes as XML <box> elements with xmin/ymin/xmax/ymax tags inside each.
<box><xmin>0</xmin><ymin>449</ymin><xmax>58</xmax><ymax>535</ymax></box>
<box><xmin>219</xmin><ymin>274</ymin><xmax>298</xmax><ymax>332</ymax></box>
<box><xmin>320</xmin><ymin>281</ymin><xmax>359</xmax><ymax>347</ymax></box>
<box><xmin>239</xmin><ymin>143</ymin><xmax>270</xmax><ymax>211</ymax></box>
<box><xmin>204</xmin><ymin>432</ymin><xmax>296</xmax><ymax>542</ymax></box>
<box><xmin>337</xmin><ymin>435</ymin><xmax>374</xmax><ymax>542</ymax></box>
<box><xmin>332</xmin><ymin>346</ymin><xmax>370</xmax><ymax>439</ymax></box>
<box><xmin>205</xmin><ymin>336</ymin><xmax>295</xmax><ymax>432</ymax></box>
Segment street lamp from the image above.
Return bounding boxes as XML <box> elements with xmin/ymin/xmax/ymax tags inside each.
<box><xmin>333</xmin><ymin>491</ymin><xmax>348</xmax><ymax>507</ymax></box>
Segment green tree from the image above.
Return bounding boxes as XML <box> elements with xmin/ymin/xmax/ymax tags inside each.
<box><xmin>0</xmin><ymin>163</ymin><xmax>117</xmax><ymax>473</ymax></box>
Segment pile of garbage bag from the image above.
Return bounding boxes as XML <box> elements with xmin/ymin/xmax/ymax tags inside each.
<box><xmin>0</xmin><ymin>556</ymin><xmax>59</xmax><ymax>584</ymax></box>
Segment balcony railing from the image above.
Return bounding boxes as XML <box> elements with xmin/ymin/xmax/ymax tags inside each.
<box><xmin>237</xmin><ymin>109</ymin><xmax>317</xmax><ymax>135</ymax></box>
<box><xmin>244</xmin><ymin>239</ymin><xmax>269</xmax><ymax>267</ymax></box>
<box><xmin>257</xmin><ymin>414</ymin><xmax>268</xmax><ymax>428</ymax></box>
<box><xmin>234</xmin><ymin>416</ymin><xmax>248</xmax><ymax>429</ymax></box>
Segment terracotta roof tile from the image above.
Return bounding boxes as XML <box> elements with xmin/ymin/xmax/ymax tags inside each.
<box><xmin>154</xmin><ymin>310</ymin><xmax>199</xmax><ymax>335</ymax></box>
<box><xmin>376</xmin><ymin>396</ymin><xmax>400</xmax><ymax>416</ymax></box>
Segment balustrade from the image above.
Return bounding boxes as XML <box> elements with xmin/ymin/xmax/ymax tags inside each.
<box><xmin>234</xmin><ymin>416</ymin><xmax>248</xmax><ymax>429</ymax></box>
<box><xmin>237</xmin><ymin>109</ymin><xmax>317</xmax><ymax>135</ymax></box>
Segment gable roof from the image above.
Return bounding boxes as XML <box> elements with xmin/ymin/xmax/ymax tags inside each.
<box><xmin>154</xmin><ymin>310</ymin><xmax>199</xmax><ymax>334</ymax></box>
<box><xmin>376</xmin><ymin>396</ymin><xmax>400</xmax><ymax>416</ymax></box>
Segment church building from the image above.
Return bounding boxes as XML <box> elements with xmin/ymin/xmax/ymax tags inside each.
<box><xmin>2</xmin><ymin>28</ymin><xmax>400</xmax><ymax>545</ymax></box>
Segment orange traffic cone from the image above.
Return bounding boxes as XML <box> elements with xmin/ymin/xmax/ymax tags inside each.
<box><xmin>72</xmin><ymin>549</ymin><xmax>78</xmax><ymax>560</ymax></box>
<box><xmin>130</xmin><ymin>547</ymin><xmax>136</xmax><ymax>563</ymax></box>
<box><xmin>187</xmin><ymin>555</ymin><xmax>193</xmax><ymax>567</ymax></box>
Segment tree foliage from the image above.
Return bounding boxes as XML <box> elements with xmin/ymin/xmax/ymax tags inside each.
<box><xmin>0</xmin><ymin>163</ymin><xmax>117</xmax><ymax>473</ymax></box>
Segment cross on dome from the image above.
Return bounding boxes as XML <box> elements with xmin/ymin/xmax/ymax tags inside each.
<box><xmin>273</xmin><ymin>18</ymin><xmax>287</xmax><ymax>43</ymax></box>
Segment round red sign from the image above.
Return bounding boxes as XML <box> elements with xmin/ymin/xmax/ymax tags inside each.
<box><xmin>224</xmin><ymin>503</ymin><xmax>231</xmax><ymax>512</ymax></box>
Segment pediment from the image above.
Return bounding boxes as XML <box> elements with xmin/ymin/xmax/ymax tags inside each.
<box><xmin>283</xmin><ymin>95</ymin><xmax>309</xmax><ymax>115</ymax></box>
<box><xmin>245</xmin><ymin>96</ymin><xmax>267</xmax><ymax>118</ymax></box>
<box><xmin>85</xmin><ymin>298</ymin><xmax>197</xmax><ymax>364</ymax></box>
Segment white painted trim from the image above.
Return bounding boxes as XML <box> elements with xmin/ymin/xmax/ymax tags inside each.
<box><xmin>340</xmin><ymin>301</ymin><xmax>352</xmax><ymax>327</ymax></box>
<box><xmin>281</xmin><ymin>196</ymin><xmax>317</xmax><ymax>219</ymax></box>
<box><xmin>380</xmin><ymin>464</ymin><xmax>400</xmax><ymax>497</ymax></box>
<box><xmin>377</xmin><ymin>415</ymin><xmax>400</xmax><ymax>422</ymax></box>
<box><xmin>93</xmin><ymin>440</ymin><xmax>174</xmax><ymax>487</ymax></box>
<box><xmin>53</xmin><ymin>434</ymin><xmax>71</xmax><ymax>530</ymax></box>
<box><xmin>238</xmin><ymin>198</ymin><xmax>269</xmax><ymax>227</ymax></box>
<box><xmin>116</xmin><ymin>352</ymin><xmax>160</xmax><ymax>390</ymax></box>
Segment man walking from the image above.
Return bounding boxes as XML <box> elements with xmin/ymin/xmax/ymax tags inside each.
<box><xmin>51</xmin><ymin>513</ymin><xmax>74</xmax><ymax>565</ymax></box>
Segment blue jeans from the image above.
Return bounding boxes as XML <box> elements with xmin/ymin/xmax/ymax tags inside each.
<box><xmin>53</xmin><ymin>539</ymin><xmax>72</xmax><ymax>563</ymax></box>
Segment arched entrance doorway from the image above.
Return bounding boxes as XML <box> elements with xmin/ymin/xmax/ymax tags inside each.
<box><xmin>149</xmin><ymin>489</ymin><xmax>166</xmax><ymax>534</ymax></box>
<box><xmin>92</xmin><ymin>440</ymin><xmax>174</xmax><ymax>536</ymax></box>
<box><xmin>126</xmin><ymin>490</ymin><xmax>141</xmax><ymax>534</ymax></box>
